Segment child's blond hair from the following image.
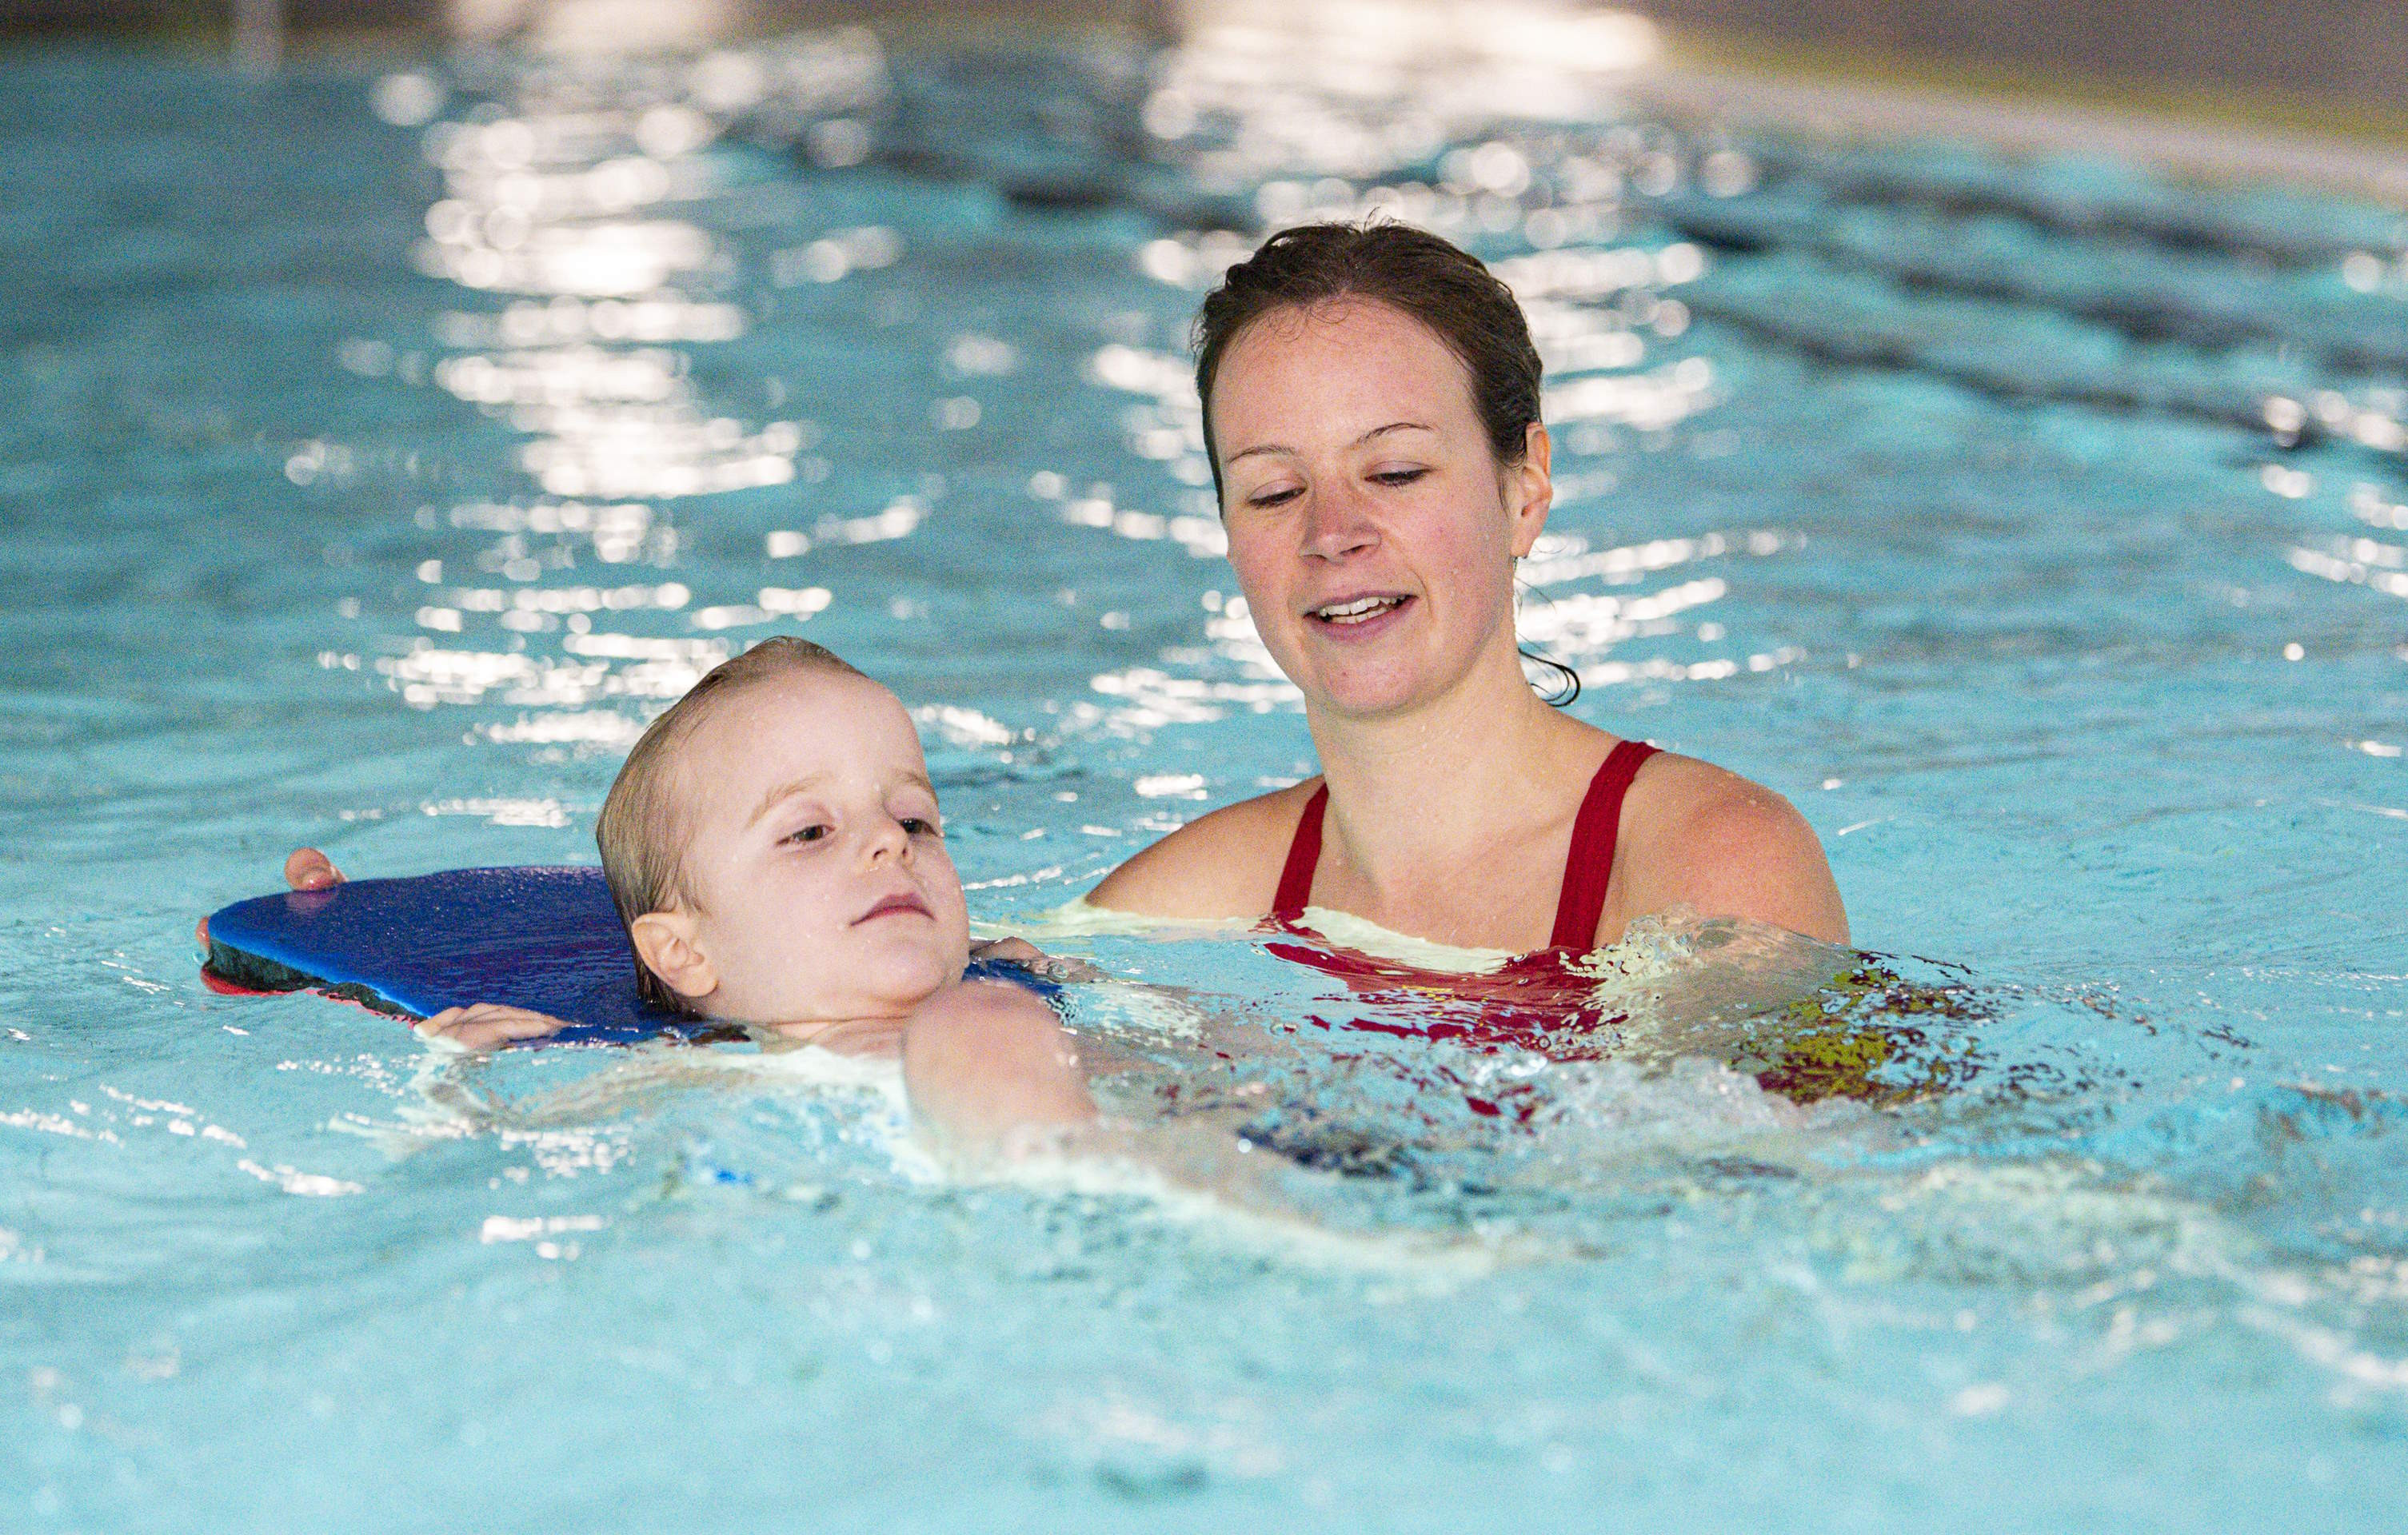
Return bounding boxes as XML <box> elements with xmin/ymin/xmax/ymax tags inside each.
<box><xmin>597</xmin><ymin>636</ymin><xmax>864</xmax><ymax>1011</ymax></box>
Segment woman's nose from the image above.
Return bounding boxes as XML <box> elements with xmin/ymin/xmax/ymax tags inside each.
<box><xmin>1301</xmin><ymin>483</ymin><xmax>1378</xmax><ymax>561</ymax></box>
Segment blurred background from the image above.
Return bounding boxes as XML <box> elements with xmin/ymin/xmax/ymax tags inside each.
<box><xmin>1624</xmin><ymin>1</ymin><xmax>2408</xmax><ymax>125</ymax></box>
<box><xmin>1</xmin><ymin>1</ymin><xmax>2403</xmax><ymax>145</ymax></box>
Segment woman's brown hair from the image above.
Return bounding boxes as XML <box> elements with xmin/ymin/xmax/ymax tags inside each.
<box><xmin>1192</xmin><ymin>221</ymin><xmax>1543</xmax><ymax>497</ymax></box>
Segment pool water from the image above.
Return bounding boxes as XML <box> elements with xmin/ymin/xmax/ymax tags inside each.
<box><xmin>5</xmin><ymin>16</ymin><xmax>2407</xmax><ymax>1530</ymax></box>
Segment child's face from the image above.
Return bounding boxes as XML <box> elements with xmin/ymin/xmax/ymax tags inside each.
<box><xmin>660</xmin><ymin>668</ymin><xmax>972</xmax><ymax>1023</ymax></box>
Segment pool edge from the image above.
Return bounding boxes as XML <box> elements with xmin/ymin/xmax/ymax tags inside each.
<box><xmin>1631</xmin><ymin>30</ymin><xmax>2408</xmax><ymax>209</ymax></box>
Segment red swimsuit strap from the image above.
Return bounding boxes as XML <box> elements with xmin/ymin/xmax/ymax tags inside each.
<box><xmin>1547</xmin><ymin>739</ymin><xmax>1659</xmax><ymax>950</ymax></box>
<box><xmin>1268</xmin><ymin>743</ymin><xmax>1657</xmax><ymax>946</ymax></box>
<box><xmin>1268</xmin><ymin>781</ymin><xmax>1329</xmax><ymax>922</ymax></box>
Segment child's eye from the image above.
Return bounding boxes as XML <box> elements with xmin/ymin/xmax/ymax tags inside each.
<box><xmin>781</xmin><ymin>823</ymin><xmax>830</xmax><ymax>845</ymax></box>
<box><xmin>901</xmin><ymin>817</ymin><xmax>940</xmax><ymax>838</ymax></box>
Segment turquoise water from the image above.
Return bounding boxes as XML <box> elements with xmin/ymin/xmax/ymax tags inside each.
<box><xmin>5</xmin><ymin>22</ymin><xmax>2408</xmax><ymax>1530</ymax></box>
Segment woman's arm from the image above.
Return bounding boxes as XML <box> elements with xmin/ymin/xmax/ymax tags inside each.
<box><xmin>1617</xmin><ymin>760</ymin><xmax>1849</xmax><ymax>946</ymax></box>
<box><xmin>1083</xmin><ymin>785</ymin><xmax>1309</xmax><ymax>918</ymax></box>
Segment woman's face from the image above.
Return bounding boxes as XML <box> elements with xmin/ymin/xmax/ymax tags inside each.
<box><xmin>1209</xmin><ymin>297</ymin><xmax>1551</xmax><ymax>722</ymax></box>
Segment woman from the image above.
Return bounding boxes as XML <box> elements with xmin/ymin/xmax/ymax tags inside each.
<box><xmin>290</xmin><ymin>223</ymin><xmax>1843</xmax><ymax>958</ymax></box>
<box><xmin>1084</xmin><ymin>222</ymin><xmax>1847</xmax><ymax>954</ymax></box>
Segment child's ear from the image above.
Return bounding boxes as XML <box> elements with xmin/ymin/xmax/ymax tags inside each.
<box><xmin>630</xmin><ymin>909</ymin><xmax>717</xmax><ymax>1003</ymax></box>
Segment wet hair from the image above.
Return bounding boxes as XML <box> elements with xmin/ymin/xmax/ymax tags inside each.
<box><xmin>1192</xmin><ymin>221</ymin><xmax>1577</xmax><ymax>706</ymax></box>
<box><xmin>1192</xmin><ymin>221</ymin><xmax>1544</xmax><ymax>498</ymax></box>
<box><xmin>597</xmin><ymin>636</ymin><xmax>866</xmax><ymax>1011</ymax></box>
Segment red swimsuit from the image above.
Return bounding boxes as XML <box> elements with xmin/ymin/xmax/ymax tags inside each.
<box><xmin>1261</xmin><ymin>739</ymin><xmax>1662</xmax><ymax>1080</ymax></box>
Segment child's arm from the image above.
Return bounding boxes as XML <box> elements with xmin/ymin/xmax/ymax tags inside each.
<box><xmin>416</xmin><ymin>1003</ymin><xmax>573</xmax><ymax>1051</ymax></box>
<box><xmin>900</xmin><ymin>979</ymin><xmax>1097</xmax><ymax>1154</ymax></box>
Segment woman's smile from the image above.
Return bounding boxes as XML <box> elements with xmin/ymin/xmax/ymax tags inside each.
<box><xmin>1304</xmin><ymin>591</ymin><xmax>1417</xmax><ymax>638</ymax></box>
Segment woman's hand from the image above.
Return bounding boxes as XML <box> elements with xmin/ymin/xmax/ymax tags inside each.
<box><xmin>286</xmin><ymin>848</ymin><xmax>345</xmax><ymax>891</ymax></box>
<box><xmin>969</xmin><ymin>935</ymin><xmax>1106</xmax><ymax>983</ymax></box>
<box><xmin>968</xmin><ymin>935</ymin><xmax>1040</xmax><ymax>964</ymax></box>
<box><xmin>416</xmin><ymin>1003</ymin><xmax>571</xmax><ymax>1051</ymax></box>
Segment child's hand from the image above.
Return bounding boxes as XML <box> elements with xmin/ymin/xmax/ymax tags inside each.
<box><xmin>284</xmin><ymin>847</ymin><xmax>345</xmax><ymax>891</ymax></box>
<box><xmin>416</xmin><ymin>1003</ymin><xmax>570</xmax><ymax>1051</ymax></box>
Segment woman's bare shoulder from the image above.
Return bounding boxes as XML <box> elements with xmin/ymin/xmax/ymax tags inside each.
<box><xmin>1084</xmin><ymin>779</ymin><xmax>1321</xmax><ymax>919</ymax></box>
<box><xmin>1619</xmin><ymin>752</ymin><xmax>1850</xmax><ymax>944</ymax></box>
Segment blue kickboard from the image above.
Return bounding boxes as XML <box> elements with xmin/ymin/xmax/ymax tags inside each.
<box><xmin>202</xmin><ymin>865</ymin><xmax>1052</xmax><ymax>1045</ymax></box>
<box><xmin>202</xmin><ymin>867</ymin><xmax>701</xmax><ymax>1043</ymax></box>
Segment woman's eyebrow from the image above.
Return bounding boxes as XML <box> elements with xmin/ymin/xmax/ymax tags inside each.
<box><xmin>1224</xmin><ymin>421</ymin><xmax>1432</xmax><ymax>465</ymax></box>
<box><xmin>1224</xmin><ymin>440</ymin><xmax>1296</xmax><ymax>465</ymax></box>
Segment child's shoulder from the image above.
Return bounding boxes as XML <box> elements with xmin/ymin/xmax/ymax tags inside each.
<box><xmin>1082</xmin><ymin>779</ymin><xmax>1321</xmax><ymax>920</ymax></box>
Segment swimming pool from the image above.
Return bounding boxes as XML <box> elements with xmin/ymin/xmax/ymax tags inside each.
<box><xmin>4</xmin><ymin>15</ymin><xmax>2406</xmax><ymax>1530</ymax></box>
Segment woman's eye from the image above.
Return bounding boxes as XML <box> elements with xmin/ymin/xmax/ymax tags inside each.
<box><xmin>781</xmin><ymin>824</ymin><xmax>829</xmax><ymax>845</ymax></box>
<box><xmin>1370</xmin><ymin>467</ymin><xmax>1428</xmax><ymax>488</ymax></box>
<box><xmin>1245</xmin><ymin>485</ymin><xmax>1303</xmax><ymax>508</ymax></box>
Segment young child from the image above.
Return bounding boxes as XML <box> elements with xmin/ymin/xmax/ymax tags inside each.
<box><xmin>408</xmin><ymin>636</ymin><xmax>1096</xmax><ymax>1151</ymax></box>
